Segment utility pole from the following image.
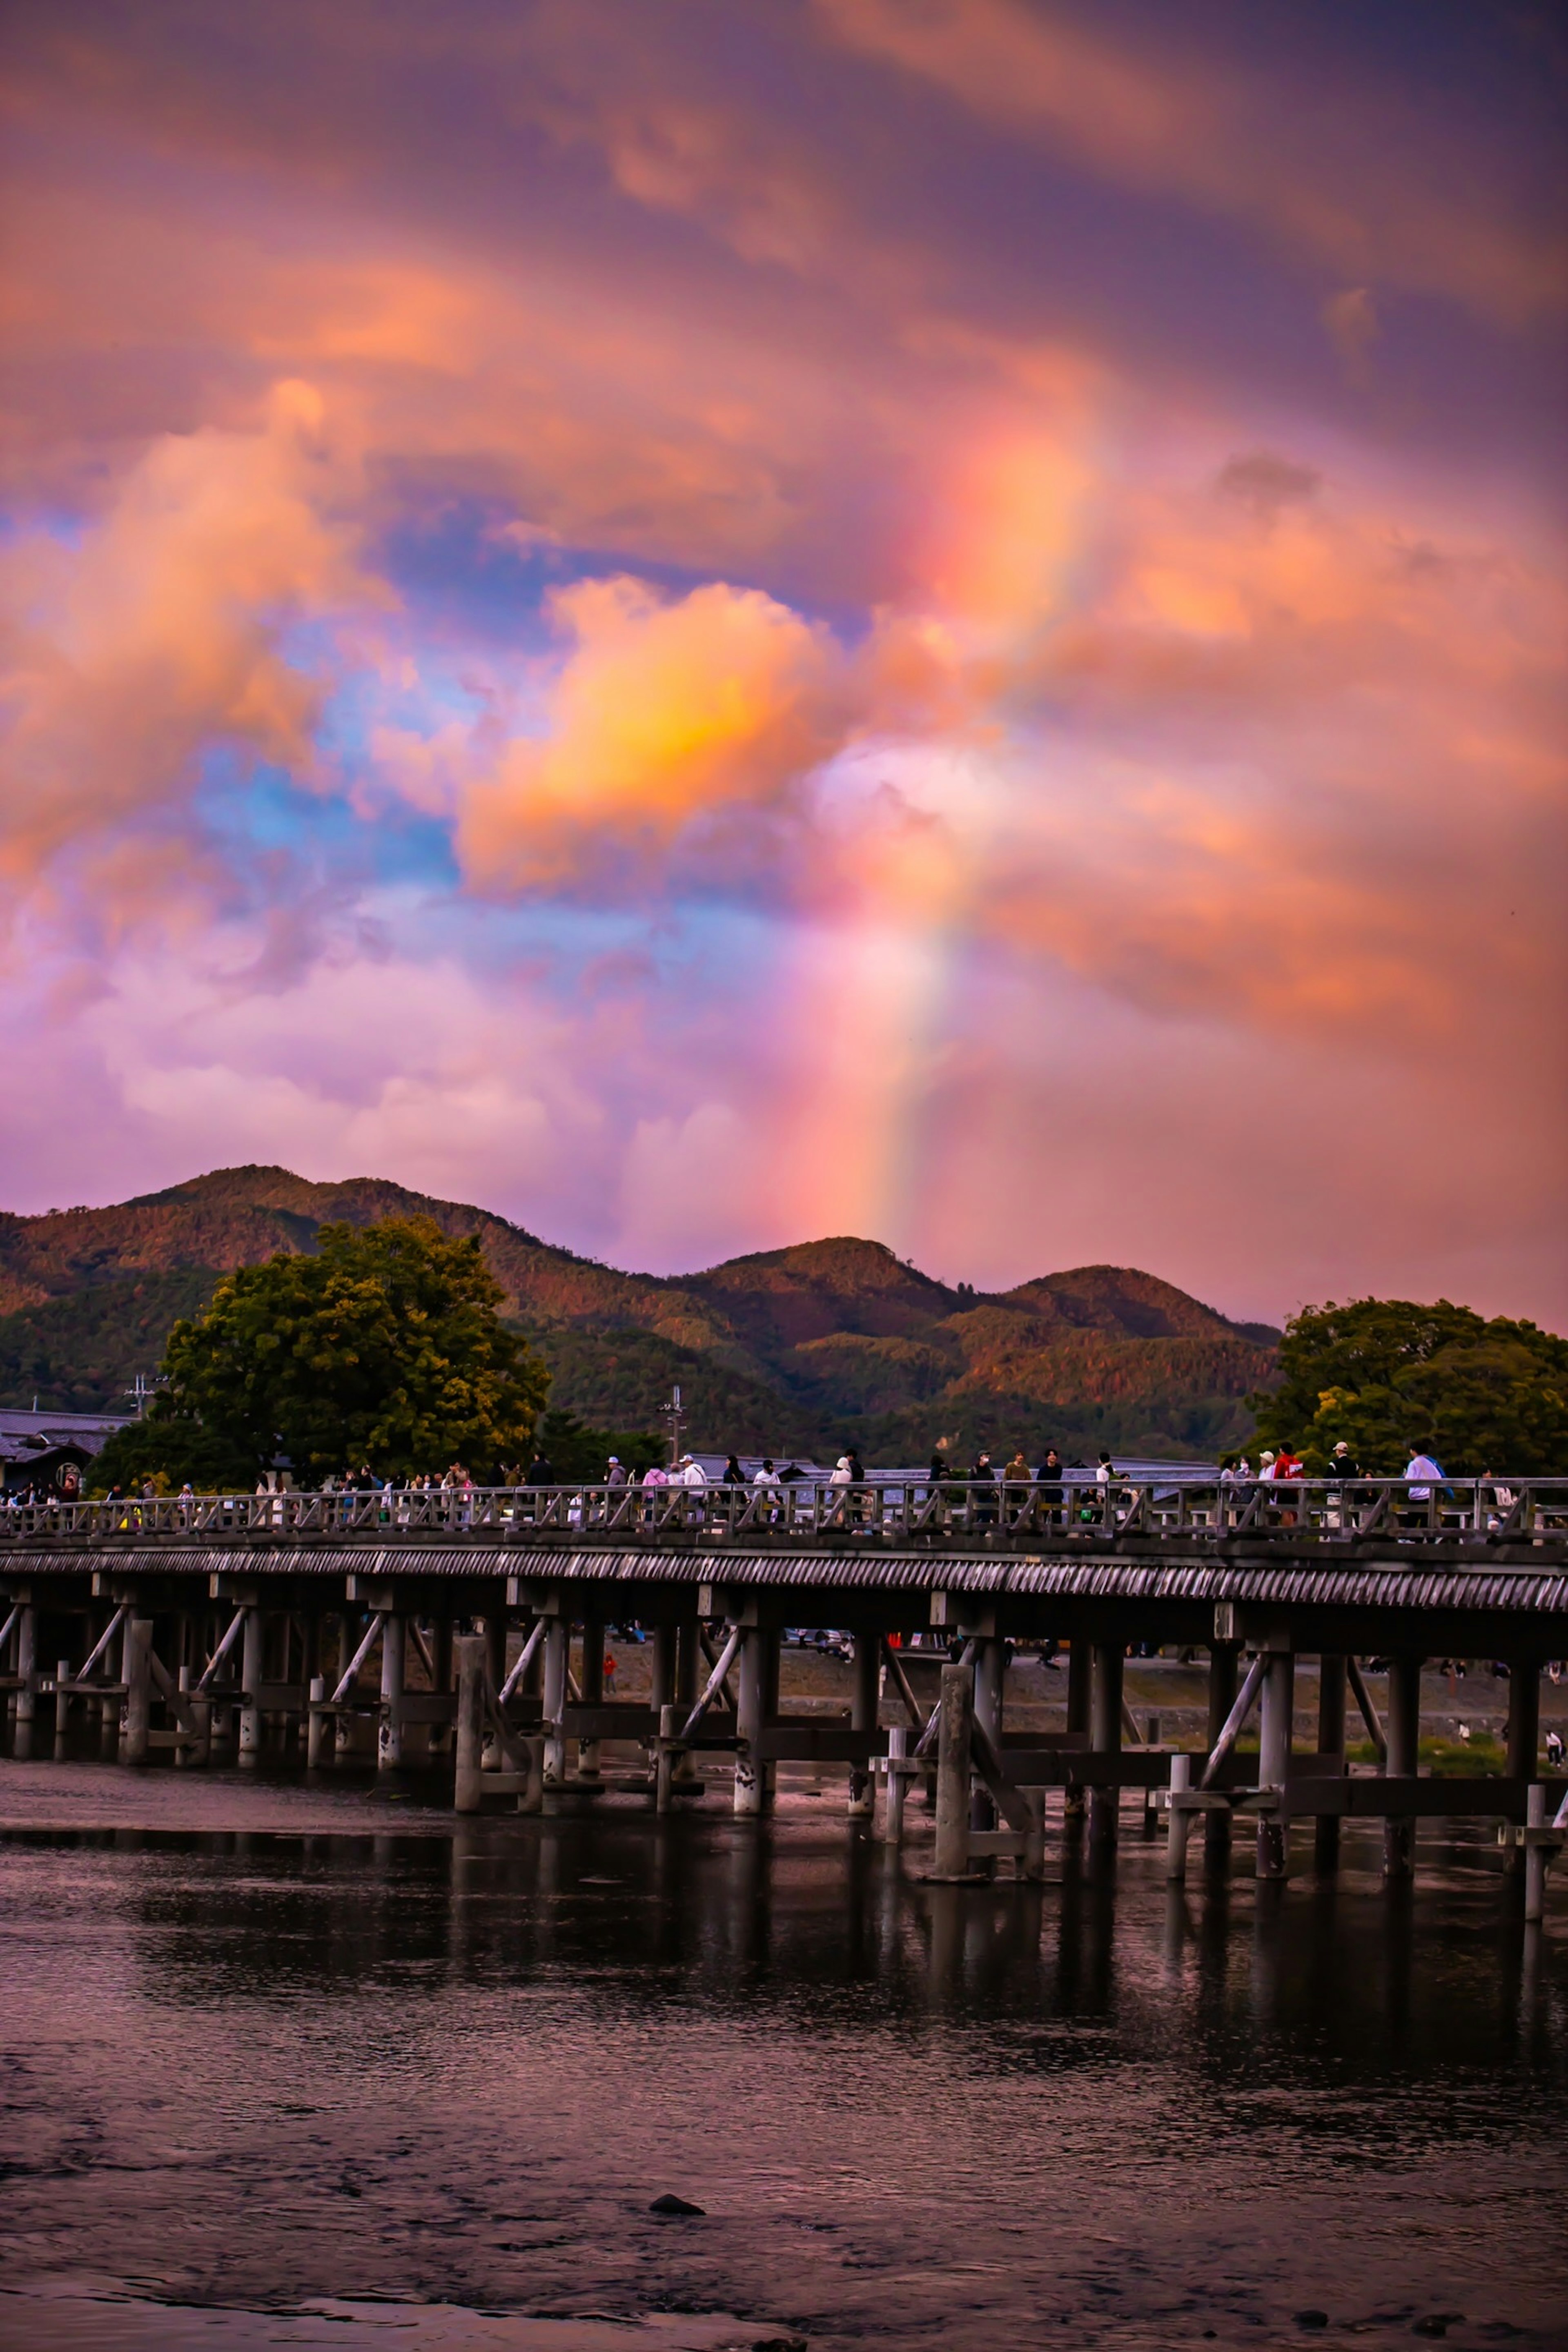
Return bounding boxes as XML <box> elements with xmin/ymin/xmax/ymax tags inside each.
<box><xmin>123</xmin><ymin>1373</ymin><xmax>158</xmax><ymax>1420</ymax></box>
<box><xmin>662</xmin><ymin>1383</ymin><xmax>686</xmax><ymax>1468</ymax></box>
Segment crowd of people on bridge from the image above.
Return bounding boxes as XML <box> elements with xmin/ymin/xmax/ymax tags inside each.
<box><xmin>4</xmin><ymin>1435</ymin><xmax>1517</xmax><ymax>1515</ymax></box>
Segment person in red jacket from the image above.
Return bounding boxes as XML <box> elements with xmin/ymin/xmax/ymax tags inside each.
<box><xmin>1273</xmin><ymin>1443</ymin><xmax>1304</xmax><ymax>1524</ymax></box>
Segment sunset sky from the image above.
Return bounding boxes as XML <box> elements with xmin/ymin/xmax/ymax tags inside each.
<box><xmin>1</xmin><ymin>0</ymin><xmax>1564</xmax><ymax>1325</ymax></box>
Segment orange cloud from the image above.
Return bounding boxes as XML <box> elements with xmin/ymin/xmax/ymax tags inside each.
<box><xmin>0</xmin><ymin>381</ymin><xmax>372</xmax><ymax>893</ymax></box>
<box><xmin>455</xmin><ymin>576</ymin><xmax>849</xmax><ymax>891</ymax></box>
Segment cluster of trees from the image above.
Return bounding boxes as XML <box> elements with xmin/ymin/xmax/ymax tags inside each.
<box><xmin>88</xmin><ymin>1220</ymin><xmax>1568</xmax><ymax>1494</ymax></box>
<box><xmin>93</xmin><ymin>1218</ymin><xmax>557</xmax><ymax>1493</ymax></box>
<box><xmin>1250</xmin><ymin>1297</ymin><xmax>1568</xmax><ymax>1476</ymax></box>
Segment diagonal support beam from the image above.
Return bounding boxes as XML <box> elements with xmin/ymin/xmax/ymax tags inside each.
<box><xmin>1199</xmin><ymin>1653</ymin><xmax>1267</xmax><ymax>1789</ymax></box>
<box><xmin>74</xmin><ymin>1604</ymin><xmax>130</xmax><ymax>1686</ymax></box>
<box><xmin>499</xmin><ymin>1615</ymin><xmax>546</xmax><ymax>1704</ymax></box>
<box><xmin>194</xmin><ymin>1606</ymin><xmax>248</xmax><ymax>1694</ymax></box>
<box><xmin>331</xmin><ymin>1612</ymin><xmax>385</xmax><ymax>1705</ymax></box>
<box><xmin>1345</xmin><ymin>1656</ymin><xmax>1388</xmax><ymax>1763</ymax></box>
<box><xmin>881</xmin><ymin>1638</ymin><xmax>929</xmax><ymax>1734</ymax></box>
<box><xmin>682</xmin><ymin>1626</ymin><xmax>743</xmax><ymax>1741</ymax></box>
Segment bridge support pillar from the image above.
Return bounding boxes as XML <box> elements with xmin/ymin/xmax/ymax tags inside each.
<box><xmin>454</xmin><ymin>1636</ymin><xmax>485</xmax><ymax>1814</ymax></box>
<box><xmin>1089</xmin><ymin>1642</ymin><xmax>1123</xmax><ymax>1855</ymax></box>
<box><xmin>1064</xmin><ymin>1639</ymin><xmax>1091</xmax><ymax>1830</ymax></box>
<box><xmin>933</xmin><ymin>1660</ymin><xmax>975</xmax><ymax>1878</ymax></box>
<box><xmin>431</xmin><ymin>1617</ymin><xmax>454</xmax><ymax>1757</ymax></box>
<box><xmin>480</xmin><ymin>1613</ymin><xmax>506</xmax><ymax>1771</ymax></box>
<box><xmin>1505</xmin><ymin>1664</ymin><xmax>1539</xmax><ymax>1878</ymax></box>
<box><xmin>673</xmin><ymin>1615</ymin><xmax>701</xmax><ymax>1786</ymax></box>
<box><xmin>379</xmin><ymin>1613</ymin><xmax>406</xmax><ymax>1773</ymax></box>
<box><xmin>12</xmin><ymin>1604</ymin><xmax>36</xmax><ymax>1761</ymax></box>
<box><xmin>122</xmin><ymin>1618</ymin><xmax>152</xmax><ymax>1766</ymax></box>
<box><xmin>306</xmin><ymin>1675</ymin><xmax>327</xmax><ymax>1770</ymax></box>
<box><xmin>969</xmin><ymin>1639</ymin><xmax>1002</xmax><ymax>1862</ymax></box>
<box><xmin>1383</xmin><ymin>1653</ymin><xmax>1421</xmax><ymax>1880</ymax></box>
<box><xmin>847</xmin><ymin>1633</ymin><xmax>879</xmax><ymax>1816</ymax></box>
<box><xmin>54</xmin><ymin>1655</ymin><xmax>71</xmax><ymax>1762</ymax></box>
<box><xmin>651</xmin><ymin>1623</ymin><xmax>676</xmax><ymax>1717</ymax></box>
<box><xmin>1315</xmin><ymin>1655</ymin><xmax>1347</xmax><ymax>1872</ymax></box>
<box><xmin>542</xmin><ymin>1615</ymin><xmax>569</xmax><ymax>1787</ymax></box>
<box><xmin>334</xmin><ymin>1613</ymin><xmax>359</xmax><ymax>1764</ymax></box>
<box><xmin>734</xmin><ymin>1626</ymin><xmax>775</xmax><ymax>1817</ymax></box>
<box><xmin>238</xmin><ymin>1608</ymin><xmax>264</xmax><ymax>1769</ymax></box>
<box><xmin>1205</xmin><ymin>1643</ymin><xmax>1238</xmax><ymax>1873</ymax></box>
<box><xmin>578</xmin><ymin>1616</ymin><xmax>604</xmax><ymax>1785</ymax></box>
<box><xmin>1256</xmin><ymin>1646</ymin><xmax>1294</xmax><ymax>1880</ymax></box>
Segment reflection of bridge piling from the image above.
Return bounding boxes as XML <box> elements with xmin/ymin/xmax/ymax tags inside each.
<box><xmin>2</xmin><ymin>1474</ymin><xmax>1566</xmax><ymax>1910</ymax></box>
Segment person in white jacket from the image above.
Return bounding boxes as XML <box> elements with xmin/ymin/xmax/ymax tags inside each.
<box><xmin>679</xmin><ymin>1455</ymin><xmax>707</xmax><ymax>1488</ymax></box>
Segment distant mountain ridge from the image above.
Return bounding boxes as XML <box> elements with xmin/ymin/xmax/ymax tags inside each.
<box><xmin>0</xmin><ymin>1166</ymin><xmax>1281</xmax><ymax>1459</ymax></box>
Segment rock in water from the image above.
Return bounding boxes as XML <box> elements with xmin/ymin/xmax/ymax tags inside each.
<box><xmin>648</xmin><ymin>2192</ymin><xmax>706</xmax><ymax>2216</ymax></box>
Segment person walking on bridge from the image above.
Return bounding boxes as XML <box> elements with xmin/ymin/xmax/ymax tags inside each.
<box><xmin>1401</xmin><ymin>1443</ymin><xmax>1445</xmax><ymax>1528</ymax></box>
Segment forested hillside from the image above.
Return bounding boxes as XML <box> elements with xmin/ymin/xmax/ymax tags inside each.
<box><xmin>0</xmin><ymin>1167</ymin><xmax>1280</xmax><ymax>1460</ymax></box>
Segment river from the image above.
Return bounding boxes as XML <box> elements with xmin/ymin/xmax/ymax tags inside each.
<box><xmin>0</xmin><ymin>1764</ymin><xmax>1564</xmax><ymax>2351</ymax></box>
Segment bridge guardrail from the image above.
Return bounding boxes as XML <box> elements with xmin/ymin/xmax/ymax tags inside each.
<box><xmin>2</xmin><ymin>1478</ymin><xmax>1566</xmax><ymax>1548</ymax></box>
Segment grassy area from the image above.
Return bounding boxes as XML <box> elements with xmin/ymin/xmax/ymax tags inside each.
<box><xmin>1346</xmin><ymin>1733</ymin><xmax>1508</xmax><ymax>1775</ymax></box>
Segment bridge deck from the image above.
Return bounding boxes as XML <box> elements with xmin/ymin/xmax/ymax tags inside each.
<box><xmin>4</xmin><ymin>1481</ymin><xmax>1565</xmax><ymax>1624</ymax></box>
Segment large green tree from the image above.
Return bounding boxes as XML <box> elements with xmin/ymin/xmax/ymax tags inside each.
<box><xmin>1250</xmin><ymin>1297</ymin><xmax>1568</xmax><ymax>1476</ymax></box>
<box><xmin>91</xmin><ymin>1216</ymin><xmax>549</xmax><ymax>1490</ymax></box>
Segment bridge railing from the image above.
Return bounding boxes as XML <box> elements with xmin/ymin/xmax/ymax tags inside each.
<box><xmin>2</xmin><ymin>1477</ymin><xmax>1566</xmax><ymax>1547</ymax></box>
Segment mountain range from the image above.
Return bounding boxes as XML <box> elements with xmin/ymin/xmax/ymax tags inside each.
<box><xmin>0</xmin><ymin>1167</ymin><xmax>1281</xmax><ymax>1461</ymax></box>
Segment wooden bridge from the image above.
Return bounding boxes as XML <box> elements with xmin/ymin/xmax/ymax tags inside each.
<box><xmin>3</xmin><ymin>1477</ymin><xmax>1566</xmax><ymax>1914</ymax></box>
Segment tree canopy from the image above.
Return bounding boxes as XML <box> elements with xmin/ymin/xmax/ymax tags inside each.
<box><xmin>91</xmin><ymin>1216</ymin><xmax>550</xmax><ymax>1490</ymax></box>
<box><xmin>1249</xmin><ymin>1296</ymin><xmax>1568</xmax><ymax>1476</ymax></box>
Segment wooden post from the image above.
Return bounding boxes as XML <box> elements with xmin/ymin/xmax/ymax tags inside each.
<box><xmin>1023</xmin><ymin>1787</ymin><xmax>1046</xmax><ymax>1882</ymax></box>
<box><xmin>174</xmin><ymin>1665</ymin><xmax>192</xmax><ymax>1768</ymax></box>
<box><xmin>1064</xmin><ymin>1638</ymin><xmax>1091</xmax><ymax>1827</ymax></box>
<box><xmin>481</xmin><ymin>1611</ymin><xmax>507</xmax><ymax>1771</ymax></box>
<box><xmin>578</xmin><ymin>1615</ymin><xmax>604</xmax><ymax>1784</ymax></box>
<box><xmin>431</xmin><ymin>1616</ymin><xmax>454</xmax><ymax>1756</ymax></box>
<box><xmin>1089</xmin><ymin>1641</ymin><xmax>1123</xmax><ymax>1852</ymax></box>
<box><xmin>511</xmin><ymin>1732</ymin><xmax>540</xmax><ymax>1814</ymax></box>
<box><xmin>656</xmin><ymin>1701</ymin><xmax>679</xmax><ymax>1814</ymax></box>
<box><xmin>651</xmin><ymin>1623</ymin><xmax>676</xmax><ymax>1716</ymax></box>
<box><xmin>1315</xmin><ymin>1654</ymin><xmax>1347</xmax><ymax>1872</ymax></box>
<box><xmin>54</xmin><ymin>1656</ymin><xmax>71</xmax><ymax>1761</ymax></box>
<box><xmin>306</xmin><ymin>1675</ymin><xmax>327</xmax><ymax>1769</ymax></box>
<box><xmin>970</xmin><ymin>1638</ymin><xmax>1003</xmax><ymax>1846</ymax></box>
<box><xmin>1383</xmin><ymin>1653</ymin><xmax>1421</xmax><ymax>1880</ymax></box>
<box><xmin>238</xmin><ymin>1607</ymin><xmax>263</xmax><ymax>1769</ymax></box>
<box><xmin>1205</xmin><ymin>1642</ymin><xmax>1238</xmax><ymax>1873</ymax></box>
<box><xmin>454</xmin><ymin>1635</ymin><xmax>484</xmax><ymax>1813</ymax></box>
<box><xmin>734</xmin><ymin>1626</ymin><xmax>764</xmax><ymax>1817</ymax></box>
<box><xmin>847</xmin><ymin>1630</ymin><xmax>879</xmax><ymax>1817</ymax></box>
<box><xmin>542</xmin><ymin>1615</ymin><xmax>568</xmax><ymax>1786</ymax></box>
<box><xmin>13</xmin><ymin>1604</ymin><xmax>36</xmax><ymax>1760</ymax></box>
<box><xmin>122</xmin><ymin>1618</ymin><xmax>152</xmax><ymax>1766</ymax></box>
<box><xmin>933</xmin><ymin>1660</ymin><xmax>975</xmax><ymax>1879</ymax></box>
<box><xmin>1505</xmin><ymin>1664</ymin><xmax>1540</xmax><ymax>1877</ymax></box>
<box><xmin>1256</xmin><ymin>1647</ymin><xmax>1294</xmax><ymax>1880</ymax></box>
<box><xmin>1523</xmin><ymin>1782</ymin><xmax>1548</xmax><ymax>1924</ymax></box>
<box><xmin>884</xmin><ymin>1723</ymin><xmax>909</xmax><ymax>1848</ymax></box>
<box><xmin>673</xmin><ymin>1613</ymin><xmax>700</xmax><ymax>1785</ymax></box>
<box><xmin>1166</xmin><ymin>1751</ymin><xmax>1192</xmax><ymax>1881</ymax></box>
<box><xmin>335</xmin><ymin>1613</ymin><xmax>358</xmax><ymax>1764</ymax></box>
<box><xmin>378</xmin><ymin>1613</ymin><xmax>405</xmax><ymax>1773</ymax></box>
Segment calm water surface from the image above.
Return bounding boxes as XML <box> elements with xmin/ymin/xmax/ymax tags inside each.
<box><xmin>0</xmin><ymin>1774</ymin><xmax>1565</xmax><ymax>2351</ymax></box>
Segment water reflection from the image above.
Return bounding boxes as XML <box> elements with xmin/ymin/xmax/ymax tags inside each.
<box><xmin>0</xmin><ymin>1809</ymin><xmax>1565</xmax><ymax>2349</ymax></box>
